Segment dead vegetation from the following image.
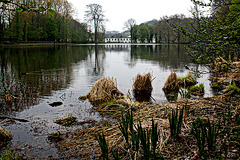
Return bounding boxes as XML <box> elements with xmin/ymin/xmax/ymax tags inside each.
<box><xmin>162</xmin><ymin>69</ymin><xmax>179</xmax><ymax>94</ymax></box>
<box><xmin>56</xmin><ymin>95</ymin><xmax>240</xmax><ymax>159</ymax></box>
<box><xmin>211</xmin><ymin>57</ymin><xmax>240</xmax><ymax>95</ymax></box>
<box><xmin>133</xmin><ymin>73</ymin><xmax>153</xmax><ymax>102</ymax></box>
<box><xmin>80</xmin><ymin>77</ymin><xmax>123</xmax><ymax>103</ymax></box>
<box><xmin>0</xmin><ymin>126</ymin><xmax>12</xmax><ymax>142</ymax></box>
<box><xmin>55</xmin><ymin>115</ymin><xmax>77</xmax><ymax>126</ymax></box>
<box><xmin>56</xmin><ymin>59</ymin><xmax>240</xmax><ymax>159</ymax></box>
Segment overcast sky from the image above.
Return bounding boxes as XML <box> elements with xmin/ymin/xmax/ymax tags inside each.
<box><xmin>68</xmin><ymin>0</ymin><xmax>194</xmax><ymax>32</ymax></box>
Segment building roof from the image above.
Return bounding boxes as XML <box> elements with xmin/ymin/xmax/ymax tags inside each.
<box><xmin>105</xmin><ymin>31</ymin><xmax>130</xmax><ymax>38</ymax></box>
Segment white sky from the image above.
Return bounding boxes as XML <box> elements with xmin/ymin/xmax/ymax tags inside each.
<box><xmin>68</xmin><ymin>0</ymin><xmax>194</xmax><ymax>32</ymax></box>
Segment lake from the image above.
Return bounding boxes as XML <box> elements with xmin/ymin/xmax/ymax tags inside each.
<box><xmin>0</xmin><ymin>44</ymin><xmax>213</xmax><ymax>158</ymax></box>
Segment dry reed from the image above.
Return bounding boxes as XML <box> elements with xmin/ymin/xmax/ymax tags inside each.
<box><xmin>85</xmin><ymin>77</ymin><xmax>123</xmax><ymax>103</ymax></box>
<box><xmin>163</xmin><ymin>69</ymin><xmax>179</xmax><ymax>94</ymax></box>
<box><xmin>133</xmin><ymin>73</ymin><xmax>153</xmax><ymax>101</ymax></box>
<box><xmin>0</xmin><ymin>126</ymin><xmax>12</xmax><ymax>141</ymax></box>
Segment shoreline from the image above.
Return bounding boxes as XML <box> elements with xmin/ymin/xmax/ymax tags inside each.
<box><xmin>0</xmin><ymin>42</ymin><xmax>71</xmax><ymax>48</ymax></box>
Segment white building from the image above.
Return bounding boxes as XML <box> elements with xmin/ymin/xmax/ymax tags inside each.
<box><xmin>105</xmin><ymin>31</ymin><xmax>131</xmax><ymax>43</ymax></box>
<box><xmin>105</xmin><ymin>31</ymin><xmax>156</xmax><ymax>43</ymax></box>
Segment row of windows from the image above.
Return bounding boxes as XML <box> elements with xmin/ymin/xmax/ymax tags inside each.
<box><xmin>106</xmin><ymin>38</ymin><xmax>131</xmax><ymax>41</ymax></box>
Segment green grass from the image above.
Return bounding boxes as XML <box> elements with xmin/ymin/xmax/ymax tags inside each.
<box><xmin>226</xmin><ymin>83</ymin><xmax>240</xmax><ymax>93</ymax></box>
<box><xmin>96</xmin><ymin>132</ymin><xmax>108</xmax><ymax>160</ymax></box>
<box><xmin>190</xmin><ymin>83</ymin><xmax>205</xmax><ymax>94</ymax></box>
<box><xmin>169</xmin><ymin>107</ymin><xmax>184</xmax><ymax>138</ymax></box>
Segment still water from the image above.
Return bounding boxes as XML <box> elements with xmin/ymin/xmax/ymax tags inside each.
<box><xmin>0</xmin><ymin>44</ymin><xmax>213</xmax><ymax>158</ymax></box>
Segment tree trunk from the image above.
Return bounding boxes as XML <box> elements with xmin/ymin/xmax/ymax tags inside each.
<box><xmin>95</xmin><ymin>26</ymin><xmax>98</xmax><ymax>44</ymax></box>
<box><xmin>24</xmin><ymin>20</ymin><xmax>27</xmax><ymax>42</ymax></box>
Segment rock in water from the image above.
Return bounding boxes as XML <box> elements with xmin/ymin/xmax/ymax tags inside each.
<box><xmin>49</xmin><ymin>102</ymin><xmax>63</xmax><ymax>107</ymax></box>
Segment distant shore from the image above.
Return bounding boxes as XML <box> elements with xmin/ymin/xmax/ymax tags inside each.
<box><xmin>0</xmin><ymin>42</ymin><xmax>71</xmax><ymax>48</ymax></box>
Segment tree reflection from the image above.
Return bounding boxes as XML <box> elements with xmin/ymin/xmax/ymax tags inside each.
<box><xmin>0</xmin><ymin>46</ymin><xmax>88</xmax><ymax>115</ymax></box>
<box><xmin>86</xmin><ymin>45</ymin><xmax>106</xmax><ymax>79</ymax></box>
<box><xmin>130</xmin><ymin>44</ymin><xmax>192</xmax><ymax>70</ymax></box>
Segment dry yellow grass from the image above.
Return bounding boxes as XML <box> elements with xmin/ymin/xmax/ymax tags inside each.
<box><xmin>133</xmin><ymin>73</ymin><xmax>153</xmax><ymax>92</ymax></box>
<box><xmin>133</xmin><ymin>73</ymin><xmax>153</xmax><ymax>101</ymax></box>
<box><xmin>85</xmin><ymin>77</ymin><xmax>123</xmax><ymax>103</ymax></box>
<box><xmin>163</xmin><ymin>69</ymin><xmax>179</xmax><ymax>94</ymax></box>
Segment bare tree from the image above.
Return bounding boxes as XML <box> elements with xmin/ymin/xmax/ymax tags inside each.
<box><xmin>84</xmin><ymin>3</ymin><xmax>105</xmax><ymax>44</ymax></box>
<box><xmin>123</xmin><ymin>18</ymin><xmax>136</xmax><ymax>31</ymax></box>
<box><xmin>123</xmin><ymin>18</ymin><xmax>136</xmax><ymax>43</ymax></box>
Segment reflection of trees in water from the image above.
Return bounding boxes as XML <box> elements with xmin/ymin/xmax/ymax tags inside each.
<box><xmin>85</xmin><ymin>45</ymin><xmax>106</xmax><ymax>78</ymax></box>
<box><xmin>130</xmin><ymin>45</ymin><xmax>192</xmax><ymax>69</ymax></box>
<box><xmin>0</xmin><ymin>46</ymin><xmax>89</xmax><ymax>115</ymax></box>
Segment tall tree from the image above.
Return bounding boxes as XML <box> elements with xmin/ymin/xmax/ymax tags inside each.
<box><xmin>84</xmin><ymin>3</ymin><xmax>105</xmax><ymax>44</ymax></box>
<box><xmin>138</xmin><ymin>25</ymin><xmax>150</xmax><ymax>43</ymax></box>
<box><xmin>46</xmin><ymin>17</ymin><xmax>58</xmax><ymax>41</ymax></box>
<box><xmin>123</xmin><ymin>18</ymin><xmax>136</xmax><ymax>43</ymax></box>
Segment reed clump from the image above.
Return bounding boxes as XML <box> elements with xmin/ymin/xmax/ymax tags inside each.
<box><xmin>133</xmin><ymin>73</ymin><xmax>153</xmax><ymax>102</ymax></box>
<box><xmin>84</xmin><ymin>77</ymin><xmax>123</xmax><ymax>103</ymax></box>
<box><xmin>189</xmin><ymin>83</ymin><xmax>205</xmax><ymax>96</ymax></box>
<box><xmin>178</xmin><ymin>72</ymin><xmax>197</xmax><ymax>87</ymax></box>
<box><xmin>163</xmin><ymin>70</ymin><xmax>179</xmax><ymax>94</ymax></box>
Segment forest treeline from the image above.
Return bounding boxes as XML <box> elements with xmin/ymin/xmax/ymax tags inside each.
<box><xmin>0</xmin><ymin>0</ymin><xmax>90</xmax><ymax>43</ymax></box>
<box><xmin>128</xmin><ymin>15</ymin><xmax>192</xmax><ymax>44</ymax></box>
<box><xmin>0</xmin><ymin>0</ymin><xmax>239</xmax><ymax>51</ymax></box>
<box><xmin>129</xmin><ymin>0</ymin><xmax>239</xmax><ymax>64</ymax></box>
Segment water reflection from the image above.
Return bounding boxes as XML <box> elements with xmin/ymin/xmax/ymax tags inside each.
<box><xmin>0</xmin><ymin>46</ymin><xmax>89</xmax><ymax>115</ymax></box>
<box><xmin>0</xmin><ymin>44</ymin><xmax>213</xmax><ymax>159</ymax></box>
<box><xmin>130</xmin><ymin>44</ymin><xmax>191</xmax><ymax>69</ymax></box>
<box><xmin>0</xmin><ymin>44</ymin><xmax>210</xmax><ymax>116</ymax></box>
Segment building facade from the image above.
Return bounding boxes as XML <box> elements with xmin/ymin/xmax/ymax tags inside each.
<box><xmin>105</xmin><ymin>31</ymin><xmax>131</xmax><ymax>43</ymax></box>
<box><xmin>105</xmin><ymin>31</ymin><xmax>156</xmax><ymax>43</ymax></box>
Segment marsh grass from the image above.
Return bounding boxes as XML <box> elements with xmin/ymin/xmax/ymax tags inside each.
<box><xmin>191</xmin><ymin>118</ymin><xmax>219</xmax><ymax>154</ymax></box>
<box><xmin>168</xmin><ymin>107</ymin><xmax>184</xmax><ymax>138</ymax></box>
<box><xmin>118</xmin><ymin>110</ymin><xmax>133</xmax><ymax>144</ymax></box>
<box><xmin>189</xmin><ymin>83</ymin><xmax>205</xmax><ymax>96</ymax></box>
<box><xmin>57</xmin><ymin>95</ymin><xmax>240</xmax><ymax>159</ymax></box>
<box><xmin>0</xmin><ymin>126</ymin><xmax>12</xmax><ymax>142</ymax></box>
<box><xmin>133</xmin><ymin>73</ymin><xmax>153</xmax><ymax>102</ymax></box>
<box><xmin>0</xmin><ymin>150</ymin><xmax>23</xmax><ymax>160</ymax></box>
<box><xmin>178</xmin><ymin>72</ymin><xmax>197</xmax><ymax>87</ymax></box>
<box><xmin>163</xmin><ymin>70</ymin><xmax>179</xmax><ymax>94</ymax></box>
<box><xmin>82</xmin><ymin>77</ymin><xmax>123</xmax><ymax>103</ymax></box>
<box><xmin>96</xmin><ymin>132</ymin><xmax>108</xmax><ymax>160</ymax></box>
